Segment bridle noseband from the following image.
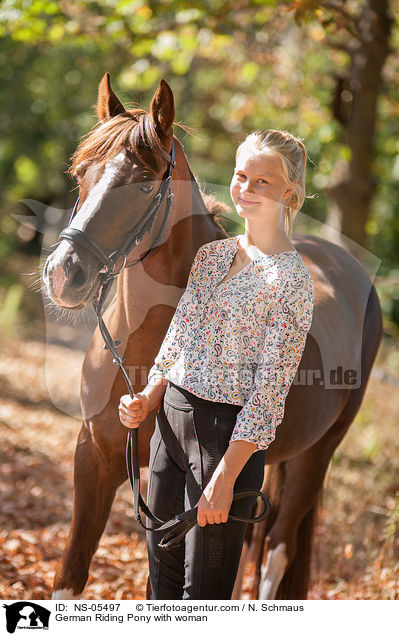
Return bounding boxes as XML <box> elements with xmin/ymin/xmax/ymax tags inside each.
<box><xmin>56</xmin><ymin>137</ymin><xmax>271</xmax><ymax>547</ymax></box>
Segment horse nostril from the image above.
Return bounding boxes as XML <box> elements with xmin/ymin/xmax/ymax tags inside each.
<box><xmin>70</xmin><ymin>264</ymin><xmax>88</xmax><ymax>290</ymax></box>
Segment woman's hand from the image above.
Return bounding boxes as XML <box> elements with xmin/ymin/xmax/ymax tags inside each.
<box><xmin>196</xmin><ymin>474</ymin><xmax>234</xmax><ymax>527</ymax></box>
<box><xmin>196</xmin><ymin>440</ymin><xmax>258</xmax><ymax>527</ymax></box>
<box><xmin>118</xmin><ymin>393</ymin><xmax>149</xmax><ymax>428</ymax></box>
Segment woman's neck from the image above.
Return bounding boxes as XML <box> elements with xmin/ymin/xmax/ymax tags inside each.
<box><xmin>241</xmin><ymin>218</ymin><xmax>294</xmax><ymax>255</ymax></box>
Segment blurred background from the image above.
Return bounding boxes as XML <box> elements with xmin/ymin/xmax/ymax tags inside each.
<box><xmin>0</xmin><ymin>0</ymin><xmax>398</xmax><ymax>600</ymax></box>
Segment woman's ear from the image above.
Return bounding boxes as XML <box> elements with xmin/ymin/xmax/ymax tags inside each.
<box><xmin>283</xmin><ymin>182</ymin><xmax>297</xmax><ymax>199</ymax></box>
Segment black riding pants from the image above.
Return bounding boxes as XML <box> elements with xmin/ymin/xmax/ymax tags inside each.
<box><xmin>146</xmin><ymin>381</ymin><xmax>266</xmax><ymax>600</ymax></box>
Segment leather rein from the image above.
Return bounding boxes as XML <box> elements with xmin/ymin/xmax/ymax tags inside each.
<box><xmin>58</xmin><ymin>138</ymin><xmax>271</xmax><ymax>550</ymax></box>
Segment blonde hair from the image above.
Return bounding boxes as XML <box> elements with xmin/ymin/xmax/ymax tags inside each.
<box><xmin>236</xmin><ymin>129</ymin><xmax>308</xmax><ymax>238</ymax></box>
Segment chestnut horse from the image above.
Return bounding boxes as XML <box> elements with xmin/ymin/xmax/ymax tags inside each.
<box><xmin>43</xmin><ymin>73</ymin><xmax>382</xmax><ymax>600</ymax></box>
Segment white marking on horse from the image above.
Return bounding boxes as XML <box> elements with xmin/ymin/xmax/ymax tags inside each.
<box><xmin>45</xmin><ymin>151</ymin><xmax>126</xmax><ymax>278</ymax></box>
<box><xmin>259</xmin><ymin>542</ymin><xmax>288</xmax><ymax>599</ymax></box>
<box><xmin>71</xmin><ymin>151</ymin><xmax>126</xmax><ymax>232</ymax></box>
<box><xmin>51</xmin><ymin>588</ymin><xmax>81</xmax><ymax>600</ymax></box>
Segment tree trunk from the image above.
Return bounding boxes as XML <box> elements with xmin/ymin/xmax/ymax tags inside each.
<box><xmin>324</xmin><ymin>0</ymin><xmax>393</xmax><ymax>249</ymax></box>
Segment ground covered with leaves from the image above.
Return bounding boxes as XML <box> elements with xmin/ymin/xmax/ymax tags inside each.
<box><xmin>0</xmin><ymin>337</ymin><xmax>398</xmax><ymax>600</ymax></box>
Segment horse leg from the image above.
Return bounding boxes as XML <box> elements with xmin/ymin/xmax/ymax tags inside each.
<box><xmin>52</xmin><ymin>418</ymin><xmax>127</xmax><ymax>599</ymax></box>
<box><xmin>258</xmin><ymin>393</ymin><xmax>369</xmax><ymax>600</ymax></box>
<box><xmin>257</xmin><ymin>285</ymin><xmax>382</xmax><ymax>600</ymax></box>
<box><xmin>232</xmin><ymin>421</ymin><xmax>346</xmax><ymax>601</ymax></box>
<box><xmin>232</xmin><ymin>472</ymin><xmax>270</xmax><ymax>600</ymax></box>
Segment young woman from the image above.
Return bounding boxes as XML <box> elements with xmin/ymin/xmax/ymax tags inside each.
<box><xmin>119</xmin><ymin>129</ymin><xmax>314</xmax><ymax>600</ymax></box>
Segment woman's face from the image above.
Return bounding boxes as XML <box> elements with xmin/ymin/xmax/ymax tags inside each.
<box><xmin>230</xmin><ymin>149</ymin><xmax>294</xmax><ymax>220</ymax></box>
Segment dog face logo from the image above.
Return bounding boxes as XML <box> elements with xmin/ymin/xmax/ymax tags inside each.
<box><xmin>3</xmin><ymin>602</ymin><xmax>50</xmax><ymax>633</ymax></box>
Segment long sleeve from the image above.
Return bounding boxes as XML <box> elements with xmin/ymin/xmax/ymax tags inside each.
<box><xmin>230</xmin><ymin>273</ymin><xmax>314</xmax><ymax>451</ymax></box>
<box><xmin>147</xmin><ymin>244</ymin><xmax>207</xmax><ymax>385</ymax></box>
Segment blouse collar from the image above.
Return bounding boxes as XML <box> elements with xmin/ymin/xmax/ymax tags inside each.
<box><xmin>233</xmin><ymin>235</ymin><xmax>298</xmax><ymax>262</ymax></box>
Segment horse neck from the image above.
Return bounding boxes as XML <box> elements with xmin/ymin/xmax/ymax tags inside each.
<box><xmin>122</xmin><ymin>136</ymin><xmax>226</xmax><ymax>289</ymax></box>
<box><xmin>171</xmin><ymin>136</ymin><xmax>227</xmax><ymax>256</ymax></box>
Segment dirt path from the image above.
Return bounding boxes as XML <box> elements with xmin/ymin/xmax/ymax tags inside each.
<box><xmin>0</xmin><ymin>338</ymin><xmax>398</xmax><ymax>599</ymax></box>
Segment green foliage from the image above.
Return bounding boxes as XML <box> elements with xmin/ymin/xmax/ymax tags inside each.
<box><xmin>1</xmin><ymin>0</ymin><xmax>399</xmax><ymax>326</ymax></box>
<box><xmin>0</xmin><ymin>284</ymin><xmax>24</xmax><ymax>328</ymax></box>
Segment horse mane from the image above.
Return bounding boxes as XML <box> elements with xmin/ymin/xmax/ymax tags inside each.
<box><xmin>201</xmin><ymin>192</ymin><xmax>231</xmax><ymax>228</ymax></box>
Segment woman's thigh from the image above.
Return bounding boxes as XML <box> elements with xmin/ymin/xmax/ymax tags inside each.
<box><xmin>146</xmin><ymin>401</ymin><xmax>188</xmax><ymax>599</ymax></box>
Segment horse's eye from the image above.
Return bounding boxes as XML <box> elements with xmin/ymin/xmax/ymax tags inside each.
<box><xmin>139</xmin><ymin>183</ymin><xmax>154</xmax><ymax>194</ymax></box>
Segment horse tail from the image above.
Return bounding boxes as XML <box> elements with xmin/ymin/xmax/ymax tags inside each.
<box><xmin>263</xmin><ymin>462</ymin><xmax>320</xmax><ymax>600</ymax></box>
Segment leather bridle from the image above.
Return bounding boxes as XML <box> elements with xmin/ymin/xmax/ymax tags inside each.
<box><xmin>59</xmin><ymin>139</ymin><xmax>177</xmax><ymax>282</ymax></box>
<box><xmin>58</xmin><ymin>138</ymin><xmax>271</xmax><ymax>550</ymax></box>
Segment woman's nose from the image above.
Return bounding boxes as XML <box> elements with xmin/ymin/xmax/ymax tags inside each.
<box><xmin>241</xmin><ymin>181</ymin><xmax>254</xmax><ymax>195</ymax></box>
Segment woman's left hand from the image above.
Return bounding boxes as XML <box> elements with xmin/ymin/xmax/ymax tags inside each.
<box><xmin>196</xmin><ymin>475</ymin><xmax>234</xmax><ymax>527</ymax></box>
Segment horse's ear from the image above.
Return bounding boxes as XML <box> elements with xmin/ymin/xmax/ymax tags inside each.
<box><xmin>97</xmin><ymin>72</ymin><xmax>125</xmax><ymax>120</ymax></box>
<box><xmin>150</xmin><ymin>78</ymin><xmax>175</xmax><ymax>138</ymax></box>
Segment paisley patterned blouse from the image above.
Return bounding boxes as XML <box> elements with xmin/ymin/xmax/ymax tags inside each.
<box><xmin>147</xmin><ymin>235</ymin><xmax>314</xmax><ymax>451</ymax></box>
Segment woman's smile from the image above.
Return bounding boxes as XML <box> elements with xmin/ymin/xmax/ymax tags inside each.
<box><xmin>237</xmin><ymin>196</ymin><xmax>259</xmax><ymax>206</ymax></box>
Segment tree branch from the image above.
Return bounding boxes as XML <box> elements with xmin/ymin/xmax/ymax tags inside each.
<box><xmin>322</xmin><ymin>1</ymin><xmax>356</xmax><ymax>22</ymax></box>
<box><xmin>325</xmin><ymin>37</ymin><xmax>358</xmax><ymax>56</ymax></box>
<box><xmin>321</xmin><ymin>1</ymin><xmax>362</xmax><ymax>39</ymax></box>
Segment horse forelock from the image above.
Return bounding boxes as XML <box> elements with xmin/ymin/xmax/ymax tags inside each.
<box><xmin>68</xmin><ymin>108</ymin><xmax>171</xmax><ymax>177</ymax></box>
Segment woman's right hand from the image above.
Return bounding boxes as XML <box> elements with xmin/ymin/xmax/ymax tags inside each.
<box><xmin>118</xmin><ymin>393</ymin><xmax>149</xmax><ymax>428</ymax></box>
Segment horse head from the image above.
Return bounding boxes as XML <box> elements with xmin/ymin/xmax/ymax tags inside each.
<box><xmin>43</xmin><ymin>72</ymin><xmax>176</xmax><ymax>309</ymax></box>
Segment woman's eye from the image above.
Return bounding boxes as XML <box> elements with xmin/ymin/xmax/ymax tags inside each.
<box><xmin>139</xmin><ymin>183</ymin><xmax>154</xmax><ymax>194</ymax></box>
